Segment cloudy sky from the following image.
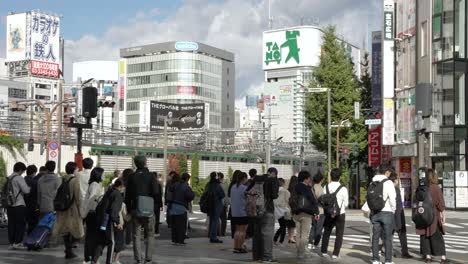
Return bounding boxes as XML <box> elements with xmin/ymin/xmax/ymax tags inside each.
<box><xmin>1</xmin><ymin>0</ymin><xmax>382</xmax><ymax>100</ymax></box>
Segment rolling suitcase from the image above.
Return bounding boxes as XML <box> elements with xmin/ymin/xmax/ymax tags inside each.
<box><xmin>24</xmin><ymin>226</ymin><xmax>50</xmax><ymax>250</ymax></box>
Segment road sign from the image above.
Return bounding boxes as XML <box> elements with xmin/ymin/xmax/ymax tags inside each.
<box><xmin>365</xmin><ymin>119</ymin><xmax>382</xmax><ymax>125</ymax></box>
<box><xmin>307</xmin><ymin>88</ymin><xmax>328</xmax><ymax>93</ymax></box>
<box><xmin>49</xmin><ymin>150</ymin><xmax>57</xmax><ymax>159</ymax></box>
<box><xmin>48</xmin><ymin>140</ymin><xmax>58</xmax><ymax>151</ymax></box>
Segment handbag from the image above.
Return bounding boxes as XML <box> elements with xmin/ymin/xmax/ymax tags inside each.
<box><xmin>136</xmin><ymin>196</ymin><xmax>154</xmax><ymax>218</ymax></box>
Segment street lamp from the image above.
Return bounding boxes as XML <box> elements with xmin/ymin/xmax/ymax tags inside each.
<box><xmin>330</xmin><ymin>119</ymin><xmax>352</xmax><ymax>168</ymax></box>
<box><xmin>294</xmin><ymin>81</ymin><xmax>331</xmax><ymax>181</ymax></box>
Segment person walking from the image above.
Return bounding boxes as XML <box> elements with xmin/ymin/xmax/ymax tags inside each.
<box><xmin>78</xmin><ymin>158</ymin><xmax>94</xmax><ymax>202</ymax></box>
<box><xmin>292</xmin><ymin>171</ymin><xmax>319</xmax><ymax>259</ymax></box>
<box><xmin>273</xmin><ymin>178</ymin><xmax>290</xmax><ymax>245</ymax></box>
<box><xmin>416</xmin><ymin>169</ymin><xmax>447</xmax><ymax>264</ymax></box>
<box><xmin>320</xmin><ymin>168</ymin><xmax>349</xmax><ymax>260</ymax></box>
<box><xmin>389</xmin><ymin>172</ymin><xmax>412</xmax><ymax>259</ymax></box>
<box><xmin>24</xmin><ymin>165</ymin><xmax>38</xmax><ymax>234</ymax></box>
<box><xmin>53</xmin><ymin>162</ymin><xmax>84</xmax><ymax>259</ymax></box>
<box><xmin>125</xmin><ymin>156</ymin><xmax>160</xmax><ymax>264</ymax></box>
<box><xmin>309</xmin><ymin>172</ymin><xmax>325</xmax><ymax>250</ymax></box>
<box><xmin>286</xmin><ymin>176</ymin><xmax>298</xmax><ymax>244</ymax></box>
<box><xmin>248</xmin><ymin>168</ymin><xmax>279</xmax><ymax>262</ymax></box>
<box><xmin>169</xmin><ymin>172</ymin><xmax>195</xmax><ymax>245</ymax></box>
<box><xmin>369</xmin><ymin>165</ymin><xmax>396</xmax><ymax>264</ymax></box>
<box><xmin>82</xmin><ymin>167</ymin><xmax>105</xmax><ymax>263</ymax></box>
<box><xmin>206</xmin><ymin>171</ymin><xmax>225</xmax><ymax>243</ymax></box>
<box><xmin>4</xmin><ymin>162</ymin><xmax>29</xmax><ymax>250</ymax></box>
<box><xmin>230</xmin><ymin>172</ymin><xmax>249</xmax><ymax>253</ymax></box>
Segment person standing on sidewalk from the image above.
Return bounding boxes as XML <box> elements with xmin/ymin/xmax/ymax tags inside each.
<box><xmin>53</xmin><ymin>162</ymin><xmax>84</xmax><ymax>259</ymax></box>
<box><xmin>24</xmin><ymin>165</ymin><xmax>38</xmax><ymax>235</ymax></box>
<box><xmin>309</xmin><ymin>171</ymin><xmax>325</xmax><ymax>250</ymax></box>
<box><xmin>389</xmin><ymin>171</ymin><xmax>412</xmax><ymax>259</ymax></box>
<box><xmin>125</xmin><ymin>156</ymin><xmax>160</xmax><ymax>264</ymax></box>
<box><xmin>292</xmin><ymin>171</ymin><xmax>319</xmax><ymax>259</ymax></box>
<box><xmin>273</xmin><ymin>178</ymin><xmax>290</xmax><ymax>245</ymax></box>
<box><xmin>320</xmin><ymin>168</ymin><xmax>349</xmax><ymax>260</ymax></box>
<box><xmin>78</xmin><ymin>158</ymin><xmax>94</xmax><ymax>202</ymax></box>
<box><xmin>37</xmin><ymin>162</ymin><xmax>61</xmax><ymax>219</ymax></box>
<box><xmin>169</xmin><ymin>172</ymin><xmax>194</xmax><ymax>245</ymax></box>
<box><xmin>416</xmin><ymin>169</ymin><xmax>447</xmax><ymax>264</ymax></box>
<box><xmin>206</xmin><ymin>171</ymin><xmax>225</xmax><ymax>243</ymax></box>
<box><xmin>151</xmin><ymin>172</ymin><xmax>163</xmax><ymax>238</ymax></box>
<box><xmin>4</xmin><ymin>162</ymin><xmax>29</xmax><ymax>250</ymax></box>
<box><xmin>230</xmin><ymin>172</ymin><xmax>249</xmax><ymax>253</ymax></box>
<box><xmin>286</xmin><ymin>176</ymin><xmax>298</xmax><ymax>244</ymax></box>
<box><xmin>247</xmin><ymin>167</ymin><xmax>279</xmax><ymax>262</ymax></box>
<box><xmin>369</xmin><ymin>165</ymin><xmax>396</xmax><ymax>264</ymax></box>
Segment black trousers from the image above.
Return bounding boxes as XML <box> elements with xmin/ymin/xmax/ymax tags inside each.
<box><xmin>171</xmin><ymin>213</ymin><xmax>187</xmax><ymax>244</ymax></box>
<box><xmin>321</xmin><ymin>213</ymin><xmax>346</xmax><ymax>256</ymax></box>
<box><xmin>273</xmin><ymin>217</ymin><xmax>287</xmax><ymax>243</ymax></box>
<box><xmin>154</xmin><ymin>206</ymin><xmax>161</xmax><ymax>234</ymax></box>
<box><xmin>7</xmin><ymin>206</ymin><xmax>27</xmax><ymax>244</ymax></box>
<box><xmin>219</xmin><ymin>206</ymin><xmax>228</xmax><ymax>236</ymax></box>
<box><xmin>26</xmin><ymin>207</ymin><xmax>39</xmax><ymax>235</ymax></box>
<box><xmin>95</xmin><ymin>225</ymin><xmax>114</xmax><ymax>264</ymax></box>
<box><xmin>421</xmin><ymin>227</ymin><xmax>446</xmax><ymax>256</ymax></box>
<box><xmin>84</xmin><ymin>212</ymin><xmax>100</xmax><ymax>262</ymax></box>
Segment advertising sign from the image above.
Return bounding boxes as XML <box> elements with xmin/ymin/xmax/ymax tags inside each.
<box><xmin>444</xmin><ymin>187</ymin><xmax>455</xmax><ymax>208</ymax></box>
<box><xmin>443</xmin><ymin>171</ymin><xmax>455</xmax><ymax>187</ymax></box>
<box><xmin>177</xmin><ymin>86</ymin><xmax>196</xmax><ymax>95</ymax></box>
<box><xmin>246</xmin><ymin>95</ymin><xmax>259</xmax><ymax>107</ymax></box>
<box><xmin>455</xmin><ymin>171</ymin><xmax>468</xmax><ymax>187</ymax></box>
<box><xmin>456</xmin><ymin>188</ymin><xmax>468</xmax><ymax>208</ymax></box>
<box><xmin>399</xmin><ymin>158</ymin><xmax>411</xmax><ymax>179</ymax></box>
<box><xmin>6</xmin><ymin>13</ymin><xmax>27</xmax><ymax>62</ymax></box>
<box><xmin>30</xmin><ymin>60</ymin><xmax>59</xmax><ymax>78</ymax></box>
<box><xmin>175</xmin><ymin>41</ymin><xmax>199</xmax><ymax>51</ymax></box>
<box><xmin>29</xmin><ymin>12</ymin><xmax>60</xmax><ymax>64</ymax></box>
<box><xmin>263</xmin><ymin>27</ymin><xmax>322</xmax><ymax>70</ymax></box>
<box><xmin>383</xmin><ymin>11</ymin><xmax>394</xmax><ymax>40</ymax></box>
<box><xmin>372</xmin><ymin>31</ymin><xmax>382</xmax><ymax>110</ymax></box>
<box><xmin>383</xmin><ymin>0</ymin><xmax>395</xmax><ymax>100</ymax></box>
<box><xmin>103</xmin><ymin>84</ymin><xmax>113</xmax><ymax>97</ymax></box>
<box><xmin>396</xmin><ymin>89</ymin><xmax>416</xmax><ymax>143</ymax></box>
<box><xmin>368</xmin><ymin>125</ymin><xmax>381</xmax><ymax>166</ymax></box>
<box><xmin>382</xmin><ymin>99</ymin><xmax>395</xmax><ymax>145</ymax></box>
<box><xmin>149</xmin><ymin>101</ymin><xmax>205</xmax><ymax>131</ymax></box>
<box><xmin>279</xmin><ymin>85</ymin><xmax>293</xmax><ymax>102</ymax></box>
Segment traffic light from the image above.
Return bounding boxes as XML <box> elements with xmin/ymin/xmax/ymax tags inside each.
<box><xmin>97</xmin><ymin>100</ymin><xmax>116</xmax><ymax>108</ymax></box>
<box><xmin>82</xmin><ymin>87</ymin><xmax>98</xmax><ymax>118</ymax></box>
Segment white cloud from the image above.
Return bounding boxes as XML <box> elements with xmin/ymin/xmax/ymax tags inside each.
<box><xmin>64</xmin><ymin>0</ymin><xmax>382</xmax><ymax>97</ymax></box>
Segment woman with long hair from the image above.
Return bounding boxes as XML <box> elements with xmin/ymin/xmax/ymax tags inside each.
<box><xmin>416</xmin><ymin>169</ymin><xmax>447</xmax><ymax>263</ymax></box>
<box><xmin>286</xmin><ymin>175</ymin><xmax>298</xmax><ymax>243</ymax></box>
<box><xmin>230</xmin><ymin>172</ymin><xmax>249</xmax><ymax>253</ymax></box>
<box><xmin>273</xmin><ymin>178</ymin><xmax>290</xmax><ymax>245</ymax></box>
<box><xmin>228</xmin><ymin>170</ymin><xmax>242</xmax><ymax>238</ymax></box>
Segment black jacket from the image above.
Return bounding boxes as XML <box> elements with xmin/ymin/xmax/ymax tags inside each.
<box><xmin>125</xmin><ymin>168</ymin><xmax>160</xmax><ymax>212</ymax></box>
<box><xmin>107</xmin><ymin>188</ymin><xmax>124</xmax><ymax>225</ymax></box>
<box><xmin>247</xmin><ymin>175</ymin><xmax>279</xmax><ymax>213</ymax></box>
<box><xmin>294</xmin><ymin>182</ymin><xmax>319</xmax><ymax>216</ymax></box>
<box><xmin>171</xmin><ymin>181</ymin><xmax>195</xmax><ymax>209</ymax></box>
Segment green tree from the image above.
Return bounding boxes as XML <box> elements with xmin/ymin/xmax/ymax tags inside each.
<box><xmin>360</xmin><ymin>52</ymin><xmax>372</xmax><ymax>110</ymax></box>
<box><xmin>178</xmin><ymin>154</ymin><xmax>188</xmax><ymax>174</ymax></box>
<box><xmin>0</xmin><ymin>153</ymin><xmax>7</xmax><ymax>190</ymax></box>
<box><xmin>305</xmin><ymin>26</ymin><xmax>367</xmax><ymax>166</ymax></box>
<box><xmin>227</xmin><ymin>166</ymin><xmax>233</xmax><ymax>181</ymax></box>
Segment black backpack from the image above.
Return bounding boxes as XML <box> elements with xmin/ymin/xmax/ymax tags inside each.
<box><xmin>1</xmin><ymin>175</ymin><xmax>19</xmax><ymax>207</ymax></box>
<box><xmin>367</xmin><ymin>179</ymin><xmax>390</xmax><ymax>212</ymax></box>
<box><xmin>319</xmin><ymin>185</ymin><xmax>344</xmax><ymax>218</ymax></box>
<box><xmin>412</xmin><ymin>185</ymin><xmax>434</xmax><ymax>227</ymax></box>
<box><xmin>53</xmin><ymin>177</ymin><xmax>75</xmax><ymax>211</ymax></box>
<box><xmin>289</xmin><ymin>191</ymin><xmax>307</xmax><ymax>215</ymax></box>
<box><xmin>95</xmin><ymin>190</ymin><xmax>111</xmax><ymax>230</ymax></box>
<box><xmin>199</xmin><ymin>186</ymin><xmax>214</xmax><ymax>214</ymax></box>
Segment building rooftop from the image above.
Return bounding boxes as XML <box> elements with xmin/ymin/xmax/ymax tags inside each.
<box><xmin>120</xmin><ymin>41</ymin><xmax>235</xmax><ymax>62</ymax></box>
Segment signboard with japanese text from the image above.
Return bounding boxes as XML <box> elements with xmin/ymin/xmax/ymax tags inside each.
<box><xmin>456</xmin><ymin>188</ymin><xmax>468</xmax><ymax>208</ymax></box>
<box><xmin>29</xmin><ymin>12</ymin><xmax>60</xmax><ymax>65</ymax></box>
<box><xmin>382</xmin><ymin>99</ymin><xmax>395</xmax><ymax>145</ymax></box>
<box><xmin>177</xmin><ymin>86</ymin><xmax>196</xmax><ymax>95</ymax></box>
<box><xmin>372</xmin><ymin>31</ymin><xmax>382</xmax><ymax>110</ymax></box>
<box><xmin>30</xmin><ymin>60</ymin><xmax>59</xmax><ymax>78</ymax></box>
<box><xmin>6</xmin><ymin>13</ymin><xmax>27</xmax><ymax>62</ymax></box>
<box><xmin>399</xmin><ymin>158</ymin><xmax>411</xmax><ymax>179</ymax></box>
<box><xmin>149</xmin><ymin>101</ymin><xmax>205</xmax><ymax>131</ymax></box>
<box><xmin>443</xmin><ymin>187</ymin><xmax>455</xmax><ymax>208</ymax></box>
<box><xmin>383</xmin><ymin>11</ymin><xmax>394</xmax><ymax>40</ymax></box>
<box><xmin>368</xmin><ymin>125</ymin><xmax>381</xmax><ymax>166</ymax></box>
<box><xmin>456</xmin><ymin>171</ymin><xmax>468</xmax><ymax>187</ymax></box>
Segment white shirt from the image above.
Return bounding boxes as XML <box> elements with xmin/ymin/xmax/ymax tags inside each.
<box><xmin>80</xmin><ymin>181</ymin><xmax>104</xmax><ymax>218</ymax></box>
<box><xmin>371</xmin><ymin>175</ymin><xmax>397</xmax><ymax>213</ymax></box>
<box><xmin>323</xmin><ymin>181</ymin><xmax>349</xmax><ymax>215</ymax></box>
<box><xmin>78</xmin><ymin>169</ymin><xmax>92</xmax><ymax>201</ymax></box>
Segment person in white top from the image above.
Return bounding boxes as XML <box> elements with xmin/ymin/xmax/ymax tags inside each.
<box><xmin>273</xmin><ymin>178</ymin><xmax>291</xmax><ymax>244</ymax></box>
<box><xmin>370</xmin><ymin>165</ymin><xmax>397</xmax><ymax>264</ymax></box>
<box><xmin>320</xmin><ymin>168</ymin><xmax>349</xmax><ymax>260</ymax></box>
<box><xmin>78</xmin><ymin>158</ymin><xmax>94</xmax><ymax>201</ymax></box>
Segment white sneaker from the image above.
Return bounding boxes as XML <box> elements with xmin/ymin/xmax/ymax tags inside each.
<box><xmin>372</xmin><ymin>261</ymin><xmax>381</xmax><ymax>264</ymax></box>
<box><xmin>384</xmin><ymin>262</ymin><xmax>394</xmax><ymax>264</ymax></box>
<box><xmin>13</xmin><ymin>243</ymin><xmax>26</xmax><ymax>250</ymax></box>
<box><xmin>331</xmin><ymin>255</ymin><xmax>339</xmax><ymax>260</ymax></box>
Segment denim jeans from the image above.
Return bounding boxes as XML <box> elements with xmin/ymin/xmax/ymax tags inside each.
<box><xmin>209</xmin><ymin>203</ymin><xmax>223</xmax><ymax>241</ymax></box>
<box><xmin>371</xmin><ymin>211</ymin><xmax>395</xmax><ymax>263</ymax></box>
<box><xmin>252</xmin><ymin>212</ymin><xmax>275</xmax><ymax>261</ymax></box>
<box><xmin>309</xmin><ymin>214</ymin><xmax>325</xmax><ymax>246</ymax></box>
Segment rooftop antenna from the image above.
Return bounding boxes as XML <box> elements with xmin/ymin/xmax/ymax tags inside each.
<box><xmin>268</xmin><ymin>0</ymin><xmax>273</xmax><ymax>29</ymax></box>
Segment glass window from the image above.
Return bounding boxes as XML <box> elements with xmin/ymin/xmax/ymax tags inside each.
<box><xmin>455</xmin><ymin>0</ymin><xmax>466</xmax><ymax>58</ymax></box>
<box><xmin>454</xmin><ymin>61</ymin><xmax>465</xmax><ymax>125</ymax></box>
<box><xmin>421</xmin><ymin>21</ymin><xmax>428</xmax><ymax>57</ymax></box>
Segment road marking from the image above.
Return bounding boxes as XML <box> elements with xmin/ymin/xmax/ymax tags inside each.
<box><xmin>443</xmin><ymin>223</ymin><xmax>464</xmax><ymax>229</ymax></box>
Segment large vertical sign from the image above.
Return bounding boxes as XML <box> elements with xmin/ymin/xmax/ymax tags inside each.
<box><xmin>368</xmin><ymin>125</ymin><xmax>382</xmax><ymax>166</ymax></box>
<box><xmin>6</xmin><ymin>13</ymin><xmax>27</xmax><ymax>62</ymax></box>
<box><xmin>372</xmin><ymin>31</ymin><xmax>382</xmax><ymax>110</ymax></box>
<box><xmin>118</xmin><ymin>59</ymin><xmax>126</xmax><ymax>129</ymax></box>
<box><xmin>382</xmin><ymin>0</ymin><xmax>395</xmax><ymax>145</ymax></box>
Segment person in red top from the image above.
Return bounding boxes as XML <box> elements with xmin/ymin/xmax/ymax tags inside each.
<box><xmin>415</xmin><ymin>169</ymin><xmax>447</xmax><ymax>264</ymax></box>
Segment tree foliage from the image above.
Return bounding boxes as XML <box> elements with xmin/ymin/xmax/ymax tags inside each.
<box><xmin>305</xmin><ymin>26</ymin><xmax>367</xmax><ymax>165</ymax></box>
<box><xmin>0</xmin><ymin>153</ymin><xmax>7</xmax><ymax>190</ymax></box>
<box><xmin>178</xmin><ymin>154</ymin><xmax>188</xmax><ymax>175</ymax></box>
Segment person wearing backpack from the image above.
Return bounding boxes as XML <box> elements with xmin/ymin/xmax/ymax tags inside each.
<box><xmin>3</xmin><ymin>162</ymin><xmax>29</xmax><ymax>250</ymax></box>
<box><xmin>416</xmin><ymin>169</ymin><xmax>447</xmax><ymax>264</ymax></box>
<box><xmin>320</xmin><ymin>168</ymin><xmax>349</xmax><ymax>260</ymax></box>
<box><xmin>52</xmin><ymin>162</ymin><xmax>84</xmax><ymax>259</ymax></box>
<box><xmin>125</xmin><ymin>155</ymin><xmax>160</xmax><ymax>264</ymax></box>
<box><xmin>205</xmin><ymin>171</ymin><xmax>225</xmax><ymax>243</ymax></box>
<box><xmin>247</xmin><ymin>167</ymin><xmax>279</xmax><ymax>262</ymax></box>
<box><xmin>292</xmin><ymin>170</ymin><xmax>319</xmax><ymax>259</ymax></box>
<box><xmin>81</xmin><ymin>167</ymin><xmax>105</xmax><ymax>263</ymax></box>
<box><xmin>368</xmin><ymin>165</ymin><xmax>396</xmax><ymax>264</ymax></box>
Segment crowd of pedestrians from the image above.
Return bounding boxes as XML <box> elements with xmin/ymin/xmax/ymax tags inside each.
<box><xmin>1</xmin><ymin>158</ymin><xmax>449</xmax><ymax>264</ymax></box>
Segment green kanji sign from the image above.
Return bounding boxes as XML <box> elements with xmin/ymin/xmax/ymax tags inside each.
<box><xmin>265</xmin><ymin>30</ymin><xmax>301</xmax><ymax>66</ymax></box>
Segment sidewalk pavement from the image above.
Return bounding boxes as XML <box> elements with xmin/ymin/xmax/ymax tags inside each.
<box><xmin>1</xmin><ymin>237</ymin><xmax>465</xmax><ymax>264</ymax></box>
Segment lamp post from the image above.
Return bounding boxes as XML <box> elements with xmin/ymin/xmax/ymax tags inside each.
<box><xmin>330</xmin><ymin>119</ymin><xmax>351</xmax><ymax>168</ymax></box>
<box><xmin>294</xmin><ymin>81</ymin><xmax>331</xmax><ymax>181</ymax></box>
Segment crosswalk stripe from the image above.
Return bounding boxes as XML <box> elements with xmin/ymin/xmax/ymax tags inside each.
<box><xmin>443</xmin><ymin>223</ymin><xmax>464</xmax><ymax>228</ymax></box>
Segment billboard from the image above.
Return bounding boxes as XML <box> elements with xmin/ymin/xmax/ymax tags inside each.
<box><xmin>246</xmin><ymin>95</ymin><xmax>259</xmax><ymax>107</ymax></box>
<box><xmin>30</xmin><ymin>60</ymin><xmax>59</xmax><ymax>78</ymax></box>
<box><xmin>177</xmin><ymin>86</ymin><xmax>196</xmax><ymax>95</ymax></box>
<box><xmin>149</xmin><ymin>101</ymin><xmax>205</xmax><ymax>131</ymax></box>
<box><xmin>103</xmin><ymin>84</ymin><xmax>113</xmax><ymax>97</ymax></box>
<box><xmin>29</xmin><ymin>12</ymin><xmax>60</xmax><ymax>64</ymax></box>
<box><xmin>6</xmin><ymin>13</ymin><xmax>27</xmax><ymax>62</ymax></box>
<box><xmin>368</xmin><ymin>125</ymin><xmax>382</xmax><ymax>166</ymax></box>
<box><xmin>263</xmin><ymin>27</ymin><xmax>322</xmax><ymax>70</ymax></box>
<box><xmin>372</xmin><ymin>31</ymin><xmax>382</xmax><ymax>110</ymax></box>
